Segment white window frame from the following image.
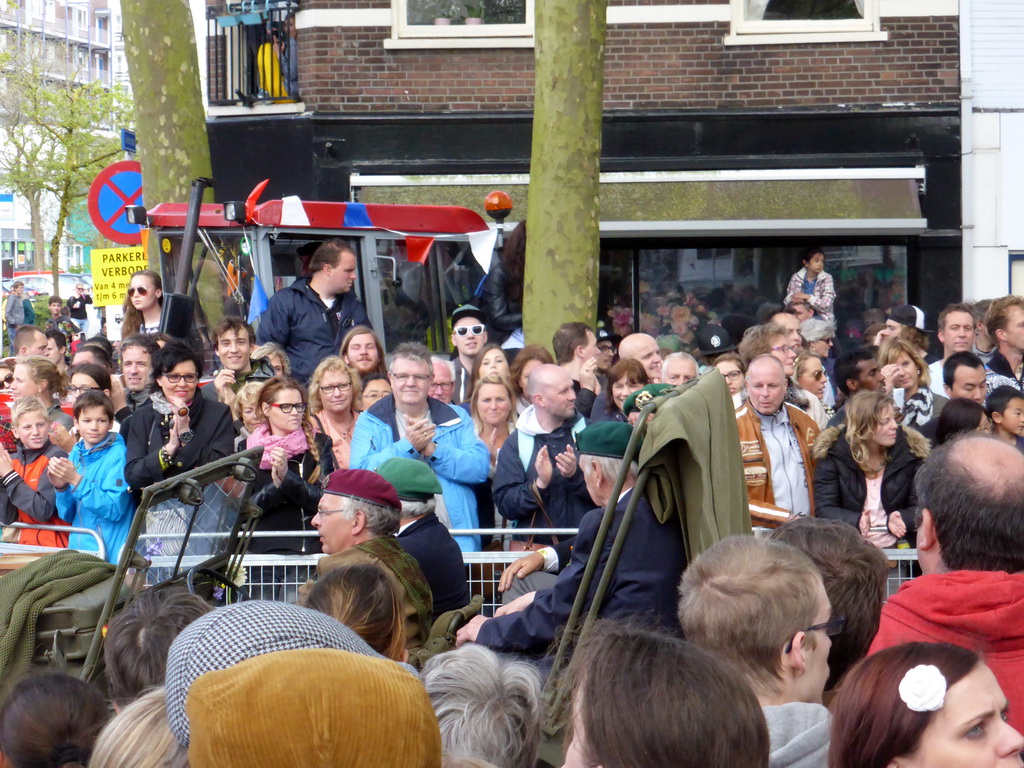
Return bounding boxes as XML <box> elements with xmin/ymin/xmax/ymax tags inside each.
<box><xmin>390</xmin><ymin>0</ymin><xmax>534</xmax><ymax>48</ymax></box>
<box><xmin>726</xmin><ymin>0</ymin><xmax>886</xmax><ymax>45</ymax></box>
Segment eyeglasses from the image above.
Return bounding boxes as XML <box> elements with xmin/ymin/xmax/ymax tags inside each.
<box><xmin>271</xmin><ymin>402</ymin><xmax>307</xmax><ymax>414</ymax></box>
<box><xmin>453</xmin><ymin>324</ymin><xmax>485</xmax><ymax>338</ymax></box>
<box><xmin>127</xmin><ymin>286</ymin><xmax>150</xmax><ymax>297</ymax></box>
<box><xmin>392</xmin><ymin>373</ymin><xmax>431</xmax><ymax>384</ymax></box>
<box><xmin>770</xmin><ymin>344</ymin><xmax>800</xmax><ymax>355</ymax></box>
<box><xmin>722</xmin><ymin>370</ymin><xmax>743</xmax><ymax>381</ymax></box>
<box><xmin>430</xmin><ymin>381</ymin><xmax>454</xmax><ymax>390</ymax></box>
<box><xmin>319</xmin><ymin>383</ymin><xmax>352</xmax><ymax>394</ymax></box>
<box><xmin>67</xmin><ymin>386</ymin><xmax>101</xmax><ymax>396</ymax></box>
<box><xmin>784</xmin><ymin>616</ymin><xmax>846</xmax><ymax>653</ymax></box>
<box><xmin>163</xmin><ymin>373</ymin><xmax>199</xmax><ymax>384</ymax></box>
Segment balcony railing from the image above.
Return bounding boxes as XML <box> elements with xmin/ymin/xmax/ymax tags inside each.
<box><xmin>206</xmin><ymin>0</ymin><xmax>299</xmax><ymax>107</ymax></box>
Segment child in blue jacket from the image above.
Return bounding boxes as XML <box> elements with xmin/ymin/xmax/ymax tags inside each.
<box><xmin>49</xmin><ymin>391</ymin><xmax>133</xmax><ymax>564</ymax></box>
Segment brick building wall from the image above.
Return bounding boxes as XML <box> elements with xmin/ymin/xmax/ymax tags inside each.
<box><xmin>296</xmin><ymin>3</ymin><xmax>958</xmax><ymax>112</ymax></box>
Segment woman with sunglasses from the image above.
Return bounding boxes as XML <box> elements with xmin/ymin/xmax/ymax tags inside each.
<box><xmin>308</xmin><ymin>356</ymin><xmax>361</xmax><ymax>469</ymax></box>
<box><xmin>794</xmin><ymin>352</ymin><xmax>834</xmax><ymax>421</ymax></box>
<box><xmin>125</xmin><ymin>339</ymin><xmax>234</xmax><ymax>490</ymax></box>
<box><xmin>246</xmin><ymin>377</ymin><xmax>335</xmax><ymax>556</ymax></box>
<box><xmin>121</xmin><ymin>269</ymin><xmax>163</xmax><ymax>338</ymax></box>
<box><xmin>11</xmin><ymin>355</ymin><xmax>73</xmax><ymax>430</ymax></box>
<box><xmin>812</xmin><ymin>390</ymin><xmax>930</xmax><ymax>549</ymax></box>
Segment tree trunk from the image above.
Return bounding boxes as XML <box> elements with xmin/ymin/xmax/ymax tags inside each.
<box><xmin>29</xmin><ymin>193</ymin><xmax>46</xmax><ymax>272</ymax></box>
<box><xmin>521</xmin><ymin>0</ymin><xmax>607</xmax><ymax>349</ymax></box>
<box><xmin>49</xmin><ymin>181</ymin><xmax>72</xmax><ymax>299</ymax></box>
<box><xmin>121</xmin><ymin>0</ymin><xmax>212</xmax><ymax>267</ymax></box>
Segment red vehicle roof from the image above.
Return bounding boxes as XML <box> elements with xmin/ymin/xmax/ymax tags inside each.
<box><xmin>144</xmin><ymin>201</ymin><xmax>489</xmax><ymax>234</ymax></box>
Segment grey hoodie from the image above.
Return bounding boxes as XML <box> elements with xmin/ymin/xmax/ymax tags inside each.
<box><xmin>763</xmin><ymin>702</ymin><xmax>830</xmax><ymax>768</ymax></box>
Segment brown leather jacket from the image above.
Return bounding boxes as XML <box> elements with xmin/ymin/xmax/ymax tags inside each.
<box><xmin>735</xmin><ymin>402</ymin><xmax>820</xmax><ymax>527</ymax></box>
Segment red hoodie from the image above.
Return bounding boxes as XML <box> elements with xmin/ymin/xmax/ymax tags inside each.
<box><xmin>870</xmin><ymin>570</ymin><xmax>1024</xmax><ymax>730</ymax></box>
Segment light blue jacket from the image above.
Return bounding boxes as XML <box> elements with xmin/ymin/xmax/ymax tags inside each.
<box><xmin>350</xmin><ymin>395</ymin><xmax>490</xmax><ymax>551</ymax></box>
<box><xmin>56</xmin><ymin>433</ymin><xmax>134</xmax><ymax>565</ymax></box>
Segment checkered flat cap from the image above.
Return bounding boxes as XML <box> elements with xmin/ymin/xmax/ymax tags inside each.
<box><xmin>165</xmin><ymin>600</ymin><xmax>385</xmax><ymax>746</ymax></box>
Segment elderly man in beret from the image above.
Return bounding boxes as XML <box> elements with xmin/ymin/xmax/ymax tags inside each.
<box><xmin>301</xmin><ymin>468</ymin><xmax>433</xmax><ymax>653</ymax></box>
<box><xmin>457</xmin><ymin>422</ymin><xmax>687</xmax><ymax>655</ymax></box>
<box><xmin>377</xmin><ymin>457</ymin><xmax>471</xmax><ymax>615</ymax></box>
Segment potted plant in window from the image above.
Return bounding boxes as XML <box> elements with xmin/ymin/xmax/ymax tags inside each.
<box><xmin>464</xmin><ymin>3</ymin><xmax>484</xmax><ymax>24</ymax></box>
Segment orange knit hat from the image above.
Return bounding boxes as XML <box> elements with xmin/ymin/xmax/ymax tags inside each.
<box><xmin>187</xmin><ymin>648</ymin><xmax>441</xmax><ymax>768</ymax></box>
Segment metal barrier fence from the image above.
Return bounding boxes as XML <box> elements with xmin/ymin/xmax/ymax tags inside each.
<box><xmin>226</xmin><ymin>531</ymin><xmax>920</xmax><ymax>615</ymax></box>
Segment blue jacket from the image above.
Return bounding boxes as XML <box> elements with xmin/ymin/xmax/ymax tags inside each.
<box><xmin>350</xmin><ymin>395</ymin><xmax>490</xmax><ymax>551</ymax></box>
<box><xmin>255</xmin><ymin>277</ymin><xmax>371</xmax><ymax>383</ymax></box>
<box><xmin>56</xmin><ymin>433</ymin><xmax>134</xmax><ymax>565</ymax></box>
<box><xmin>475</xmin><ymin>490</ymin><xmax>687</xmax><ymax>654</ymax></box>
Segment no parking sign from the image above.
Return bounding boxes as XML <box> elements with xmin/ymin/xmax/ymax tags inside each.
<box><xmin>87</xmin><ymin>160</ymin><xmax>144</xmax><ymax>245</ymax></box>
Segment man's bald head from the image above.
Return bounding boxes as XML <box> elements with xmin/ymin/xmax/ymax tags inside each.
<box><xmin>526</xmin><ymin>363</ymin><xmax>570</xmax><ymax>399</ymax></box>
<box><xmin>916</xmin><ymin>435</ymin><xmax>1024</xmax><ymax>574</ymax></box>
<box><xmin>526</xmin><ymin>364</ymin><xmax>576</xmax><ymax>422</ymax></box>
<box><xmin>618</xmin><ymin>334</ymin><xmax>662</xmax><ymax>382</ymax></box>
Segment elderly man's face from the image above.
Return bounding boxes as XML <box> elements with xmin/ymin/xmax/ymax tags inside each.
<box><xmin>311</xmin><ymin>494</ymin><xmax>360</xmax><ymax>555</ymax></box>
<box><xmin>389</xmin><ymin>357</ymin><xmax>432</xmax><ymax>409</ymax></box>
<box><xmin>429</xmin><ymin>359</ymin><xmax>454</xmax><ymax>403</ymax></box>
<box><xmin>746</xmin><ymin>359</ymin><xmax>787</xmax><ymax>416</ymax></box>
<box><xmin>663</xmin><ymin>356</ymin><xmax>698</xmax><ymax>386</ymax></box>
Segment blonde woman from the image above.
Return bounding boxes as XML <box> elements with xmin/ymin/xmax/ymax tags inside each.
<box><xmin>231</xmin><ymin>380</ymin><xmax>265</xmax><ymax>449</ymax></box>
<box><xmin>812</xmin><ymin>390</ymin><xmax>929</xmax><ymax>548</ymax></box>
<box><xmin>878</xmin><ymin>337</ymin><xmax>947</xmax><ymax>427</ymax></box>
<box><xmin>252</xmin><ymin>341</ymin><xmax>291</xmax><ymax>377</ymax></box>
<box><xmin>308</xmin><ymin>356</ymin><xmax>362</xmax><ymax>470</ymax></box>
<box><xmin>90</xmin><ymin>687</ymin><xmax>187</xmax><ymax>768</ymax></box>
<box><xmin>793</xmin><ymin>352</ymin><xmax>833</xmax><ymax>421</ymax></box>
<box><xmin>11</xmin><ymin>355</ymin><xmax>72</xmax><ymax>429</ymax></box>
<box><xmin>469</xmin><ymin>373</ymin><xmax>516</xmax><ymax>536</ymax></box>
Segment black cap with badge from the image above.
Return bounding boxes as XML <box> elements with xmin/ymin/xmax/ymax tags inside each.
<box><xmin>696</xmin><ymin>324</ymin><xmax>736</xmax><ymax>357</ymax></box>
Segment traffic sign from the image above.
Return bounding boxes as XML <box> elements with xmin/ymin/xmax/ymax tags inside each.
<box><xmin>121</xmin><ymin>129</ymin><xmax>136</xmax><ymax>154</ymax></box>
<box><xmin>87</xmin><ymin>160</ymin><xmax>144</xmax><ymax>245</ymax></box>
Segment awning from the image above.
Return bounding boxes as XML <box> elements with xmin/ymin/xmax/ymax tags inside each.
<box><xmin>350</xmin><ymin>168</ymin><xmax>928</xmax><ymax>237</ymax></box>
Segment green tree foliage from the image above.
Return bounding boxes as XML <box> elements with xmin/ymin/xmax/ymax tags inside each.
<box><xmin>0</xmin><ymin>32</ymin><xmax>131</xmax><ymax>293</ymax></box>
<box><xmin>522</xmin><ymin>0</ymin><xmax>607</xmax><ymax>347</ymax></box>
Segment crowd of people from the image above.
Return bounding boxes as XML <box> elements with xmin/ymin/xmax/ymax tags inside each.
<box><xmin>3</xmin><ymin>239</ymin><xmax>1024</xmax><ymax>768</ymax></box>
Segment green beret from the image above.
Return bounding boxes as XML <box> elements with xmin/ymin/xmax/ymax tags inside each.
<box><xmin>376</xmin><ymin>457</ymin><xmax>442</xmax><ymax>501</ymax></box>
<box><xmin>577</xmin><ymin>422</ymin><xmax>633</xmax><ymax>459</ymax></box>
<box><xmin>623</xmin><ymin>383</ymin><xmax>674</xmax><ymax>415</ymax></box>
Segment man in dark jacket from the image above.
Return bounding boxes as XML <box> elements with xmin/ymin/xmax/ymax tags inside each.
<box><xmin>984</xmin><ymin>295</ymin><xmax>1024</xmax><ymax>391</ymax></box>
<box><xmin>256</xmin><ymin>239</ymin><xmax>370</xmax><ymax>383</ymax></box>
<box><xmin>378</xmin><ymin>457</ymin><xmax>471</xmax><ymax>615</ymax></box>
<box><xmin>492</xmin><ymin>364</ymin><xmax>592</xmax><ymax>546</ymax></box>
<box><xmin>457</xmin><ymin>422</ymin><xmax>687</xmax><ymax>654</ymax></box>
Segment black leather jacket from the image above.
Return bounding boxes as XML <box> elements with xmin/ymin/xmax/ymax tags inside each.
<box><xmin>480</xmin><ymin>252</ymin><xmax>522</xmax><ymax>343</ymax></box>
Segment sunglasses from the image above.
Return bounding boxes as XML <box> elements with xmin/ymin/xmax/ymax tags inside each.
<box><xmin>271</xmin><ymin>402</ymin><xmax>307</xmax><ymax>414</ymax></box>
<box><xmin>807</xmin><ymin>369</ymin><xmax>825</xmax><ymax>381</ymax></box>
<box><xmin>127</xmin><ymin>286</ymin><xmax>150</xmax><ymax>297</ymax></box>
<box><xmin>454</xmin><ymin>324</ymin><xmax>485</xmax><ymax>338</ymax></box>
<box><xmin>1</xmin><ymin>373</ymin><xmax>12</xmax><ymax>386</ymax></box>
<box><xmin>784</xmin><ymin>616</ymin><xmax>846</xmax><ymax>653</ymax></box>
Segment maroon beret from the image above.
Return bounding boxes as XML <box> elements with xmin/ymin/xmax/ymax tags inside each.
<box><xmin>322</xmin><ymin>469</ymin><xmax>401</xmax><ymax>511</ymax></box>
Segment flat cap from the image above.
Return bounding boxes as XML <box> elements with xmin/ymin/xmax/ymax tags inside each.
<box><xmin>376</xmin><ymin>458</ymin><xmax>442</xmax><ymax>501</ymax></box>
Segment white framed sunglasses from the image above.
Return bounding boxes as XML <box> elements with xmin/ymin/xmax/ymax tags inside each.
<box><xmin>454</xmin><ymin>324</ymin><xmax>485</xmax><ymax>338</ymax></box>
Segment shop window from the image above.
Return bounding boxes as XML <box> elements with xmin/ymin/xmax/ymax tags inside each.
<box><xmin>598</xmin><ymin>243</ymin><xmax>907</xmax><ymax>356</ymax></box>
<box><xmin>729</xmin><ymin>0</ymin><xmax>882</xmax><ymax>42</ymax></box>
<box><xmin>393</xmin><ymin>0</ymin><xmax>533</xmax><ymax>42</ymax></box>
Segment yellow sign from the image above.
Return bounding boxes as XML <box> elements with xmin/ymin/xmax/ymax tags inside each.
<box><xmin>90</xmin><ymin>247</ymin><xmax>148</xmax><ymax>307</ymax></box>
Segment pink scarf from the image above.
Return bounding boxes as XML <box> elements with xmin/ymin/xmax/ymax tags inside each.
<box><xmin>246</xmin><ymin>422</ymin><xmax>310</xmax><ymax>469</ymax></box>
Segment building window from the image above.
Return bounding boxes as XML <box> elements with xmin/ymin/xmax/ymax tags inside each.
<box><xmin>394</xmin><ymin>0</ymin><xmax>533</xmax><ymax>41</ymax></box>
<box><xmin>729</xmin><ymin>0</ymin><xmax>881</xmax><ymax>42</ymax></box>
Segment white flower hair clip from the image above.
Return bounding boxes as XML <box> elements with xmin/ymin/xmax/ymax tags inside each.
<box><xmin>898</xmin><ymin>664</ymin><xmax>947</xmax><ymax>712</ymax></box>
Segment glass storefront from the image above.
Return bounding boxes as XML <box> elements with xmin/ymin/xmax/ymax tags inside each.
<box><xmin>598</xmin><ymin>242</ymin><xmax>908</xmax><ymax>354</ymax></box>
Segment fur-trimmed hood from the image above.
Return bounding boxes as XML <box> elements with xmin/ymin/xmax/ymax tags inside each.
<box><xmin>812</xmin><ymin>424</ymin><xmax>930</xmax><ymax>463</ymax></box>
